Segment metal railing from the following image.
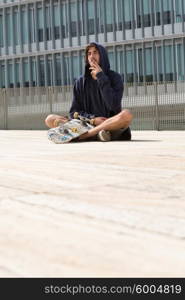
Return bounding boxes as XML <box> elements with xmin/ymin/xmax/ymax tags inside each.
<box><xmin>0</xmin><ymin>81</ymin><xmax>185</xmax><ymax>130</ymax></box>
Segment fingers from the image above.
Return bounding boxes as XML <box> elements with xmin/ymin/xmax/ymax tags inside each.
<box><xmin>89</xmin><ymin>64</ymin><xmax>102</xmax><ymax>75</ymax></box>
<box><xmin>89</xmin><ymin>59</ymin><xmax>98</xmax><ymax>67</ymax></box>
<box><xmin>92</xmin><ymin>60</ymin><xmax>99</xmax><ymax>67</ymax></box>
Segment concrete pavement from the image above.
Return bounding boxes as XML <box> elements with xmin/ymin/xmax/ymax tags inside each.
<box><xmin>0</xmin><ymin>130</ymin><xmax>185</xmax><ymax>277</ymax></box>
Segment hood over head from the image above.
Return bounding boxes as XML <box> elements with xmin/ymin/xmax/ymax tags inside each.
<box><xmin>84</xmin><ymin>42</ymin><xmax>110</xmax><ymax>76</ymax></box>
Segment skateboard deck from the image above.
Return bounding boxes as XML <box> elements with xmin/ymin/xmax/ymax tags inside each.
<box><xmin>47</xmin><ymin>119</ymin><xmax>94</xmax><ymax>144</ymax></box>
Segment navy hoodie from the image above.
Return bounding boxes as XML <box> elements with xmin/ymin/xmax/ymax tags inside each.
<box><xmin>69</xmin><ymin>42</ymin><xmax>123</xmax><ymax>119</ymax></box>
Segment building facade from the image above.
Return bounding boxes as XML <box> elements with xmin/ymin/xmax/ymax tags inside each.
<box><xmin>0</xmin><ymin>0</ymin><xmax>185</xmax><ymax>88</ymax></box>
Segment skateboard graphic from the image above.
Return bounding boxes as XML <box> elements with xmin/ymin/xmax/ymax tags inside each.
<box><xmin>47</xmin><ymin>114</ymin><xmax>94</xmax><ymax>144</ymax></box>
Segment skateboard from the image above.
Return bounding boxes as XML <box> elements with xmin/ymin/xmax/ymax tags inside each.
<box><xmin>47</xmin><ymin>114</ymin><xmax>94</xmax><ymax>144</ymax></box>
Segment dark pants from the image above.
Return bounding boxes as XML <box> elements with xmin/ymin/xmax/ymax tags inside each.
<box><xmin>110</xmin><ymin>127</ymin><xmax>131</xmax><ymax>141</ymax></box>
<box><xmin>84</xmin><ymin>127</ymin><xmax>131</xmax><ymax>142</ymax></box>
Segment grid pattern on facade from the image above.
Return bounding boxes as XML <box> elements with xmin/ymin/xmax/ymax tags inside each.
<box><xmin>0</xmin><ymin>82</ymin><xmax>185</xmax><ymax>130</ymax></box>
<box><xmin>0</xmin><ymin>0</ymin><xmax>185</xmax><ymax>87</ymax></box>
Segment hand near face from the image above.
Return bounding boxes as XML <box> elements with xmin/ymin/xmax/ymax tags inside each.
<box><xmin>89</xmin><ymin>59</ymin><xmax>102</xmax><ymax>80</ymax></box>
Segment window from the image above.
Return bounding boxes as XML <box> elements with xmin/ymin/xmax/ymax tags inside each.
<box><xmin>61</xmin><ymin>1</ymin><xmax>68</xmax><ymax>38</ymax></box>
<box><xmin>6</xmin><ymin>11</ymin><xmax>12</xmax><ymax>46</ymax></box>
<box><xmin>88</xmin><ymin>0</ymin><xmax>95</xmax><ymax>34</ymax></box>
<box><xmin>108</xmin><ymin>51</ymin><xmax>114</xmax><ymax>70</ymax></box>
<box><xmin>72</xmin><ymin>54</ymin><xmax>79</xmax><ymax>82</ymax></box>
<box><xmin>176</xmin><ymin>43</ymin><xmax>184</xmax><ymax>80</ymax></box>
<box><xmin>97</xmin><ymin>0</ymin><xmax>104</xmax><ymax>33</ymax></box>
<box><xmin>145</xmin><ymin>48</ymin><xmax>153</xmax><ymax>82</ymax></box>
<box><xmin>31</xmin><ymin>58</ymin><xmax>37</xmax><ymax>86</ymax></box>
<box><xmin>8</xmin><ymin>62</ymin><xmax>14</xmax><ymax>87</ymax></box>
<box><xmin>55</xmin><ymin>54</ymin><xmax>61</xmax><ymax>85</ymax></box>
<box><xmin>79</xmin><ymin>0</ymin><xmax>85</xmax><ymax>36</ymax></box>
<box><xmin>175</xmin><ymin>0</ymin><xmax>182</xmax><ymax>23</ymax></box>
<box><xmin>70</xmin><ymin>1</ymin><xmax>77</xmax><ymax>37</ymax></box>
<box><xmin>39</xmin><ymin>58</ymin><xmax>45</xmax><ymax>86</ymax></box>
<box><xmin>137</xmin><ymin>48</ymin><xmax>143</xmax><ymax>82</ymax></box>
<box><xmin>80</xmin><ymin>51</ymin><xmax>85</xmax><ymax>74</ymax></box>
<box><xmin>124</xmin><ymin>0</ymin><xmax>132</xmax><ymax>29</ymax></box>
<box><xmin>126</xmin><ymin>50</ymin><xmax>134</xmax><ymax>83</ymax></box>
<box><xmin>15</xmin><ymin>60</ymin><xmax>20</xmax><ymax>87</ymax></box>
<box><xmin>136</xmin><ymin>0</ymin><xmax>141</xmax><ymax>28</ymax></box>
<box><xmin>23</xmin><ymin>59</ymin><xmax>29</xmax><ymax>87</ymax></box>
<box><xmin>13</xmin><ymin>8</ymin><xmax>19</xmax><ymax>45</ymax></box>
<box><xmin>155</xmin><ymin>0</ymin><xmax>161</xmax><ymax>25</ymax></box>
<box><xmin>163</xmin><ymin>0</ymin><xmax>172</xmax><ymax>25</ymax></box>
<box><xmin>156</xmin><ymin>46</ymin><xmax>163</xmax><ymax>81</ymax></box>
<box><xmin>164</xmin><ymin>45</ymin><xmax>173</xmax><ymax>81</ymax></box>
<box><xmin>54</xmin><ymin>3</ymin><xmax>60</xmax><ymax>39</ymax></box>
<box><xmin>47</xmin><ymin>57</ymin><xmax>53</xmax><ymax>86</ymax></box>
<box><xmin>117</xmin><ymin>50</ymin><xmax>124</xmax><ymax>81</ymax></box>
<box><xmin>143</xmin><ymin>0</ymin><xmax>151</xmax><ymax>27</ymax></box>
<box><xmin>105</xmin><ymin>0</ymin><xmax>113</xmax><ymax>32</ymax></box>
<box><xmin>45</xmin><ymin>5</ymin><xmax>51</xmax><ymax>41</ymax></box>
<box><xmin>0</xmin><ymin>13</ymin><xmax>3</xmax><ymax>47</ymax></box>
<box><xmin>115</xmin><ymin>0</ymin><xmax>123</xmax><ymax>31</ymax></box>
<box><xmin>37</xmin><ymin>7</ymin><xmax>44</xmax><ymax>42</ymax></box>
<box><xmin>64</xmin><ymin>55</ymin><xmax>70</xmax><ymax>85</ymax></box>
<box><xmin>136</xmin><ymin>0</ymin><xmax>151</xmax><ymax>28</ymax></box>
<box><xmin>165</xmin><ymin>45</ymin><xmax>173</xmax><ymax>81</ymax></box>
<box><xmin>29</xmin><ymin>5</ymin><xmax>36</xmax><ymax>43</ymax></box>
<box><xmin>21</xmin><ymin>7</ymin><xmax>28</xmax><ymax>44</ymax></box>
<box><xmin>0</xmin><ymin>63</ymin><xmax>5</xmax><ymax>88</ymax></box>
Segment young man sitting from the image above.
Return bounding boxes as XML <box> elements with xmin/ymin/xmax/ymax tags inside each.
<box><xmin>45</xmin><ymin>42</ymin><xmax>133</xmax><ymax>142</ymax></box>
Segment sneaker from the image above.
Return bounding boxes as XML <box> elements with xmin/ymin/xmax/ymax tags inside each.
<box><xmin>97</xmin><ymin>130</ymin><xmax>111</xmax><ymax>142</ymax></box>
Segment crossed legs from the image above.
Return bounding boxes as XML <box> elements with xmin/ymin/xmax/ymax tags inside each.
<box><xmin>45</xmin><ymin>109</ymin><xmax>133</xmax><ymax>140</ymax></box>
<box><xmin>79</xmin><ymin>109</ymin><xmax>133</xmax><ymax>139</ymax></box>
